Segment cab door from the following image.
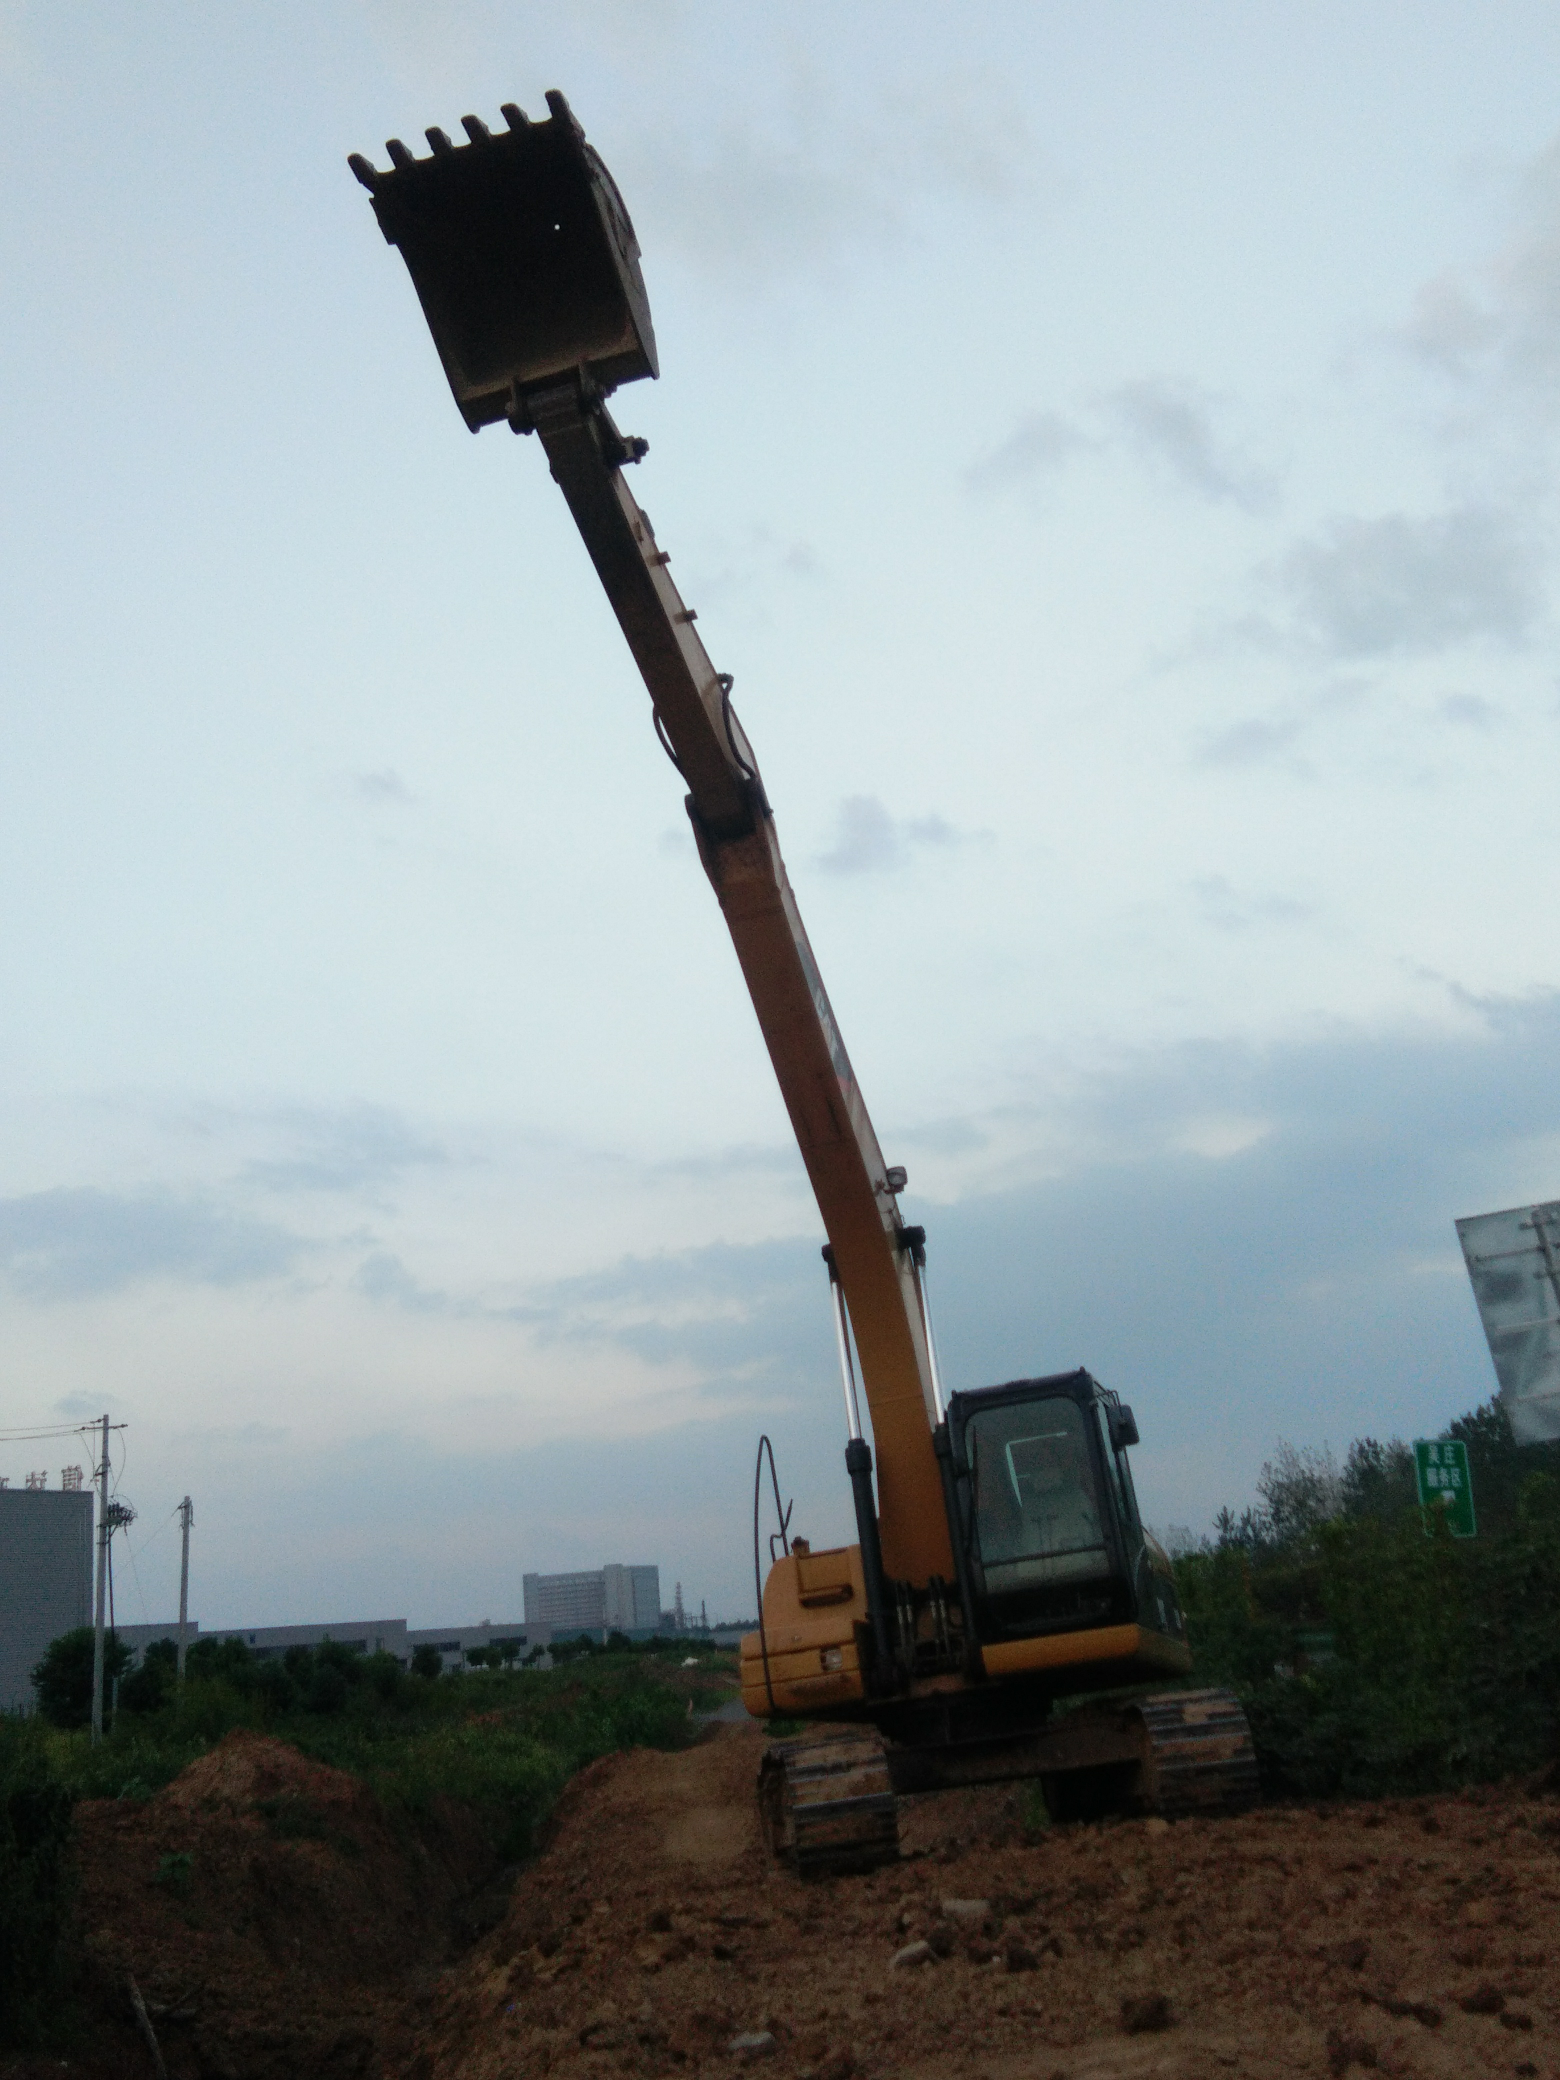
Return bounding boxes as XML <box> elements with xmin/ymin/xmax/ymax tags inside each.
<box><xmin>1092</xmin><ymin>1398</ymin><xmax>1186</xmax><ymax>1646</ymax></box>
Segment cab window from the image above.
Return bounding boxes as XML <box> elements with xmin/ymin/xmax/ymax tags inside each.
<box><xmin>967</xmin><ymin>1398</ymin><xmax>1109</xmax><ymax>1591</ymax></box>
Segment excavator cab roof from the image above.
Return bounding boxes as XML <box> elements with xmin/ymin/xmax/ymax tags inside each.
<box><xmin>350</xmin><ymin>91</ymin><xmax>658</xmax><ymax>431</ymax></box>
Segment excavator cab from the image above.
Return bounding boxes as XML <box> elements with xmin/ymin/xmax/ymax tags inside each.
<box><xmin>943</xmin><ymin>1370</ymin><xmax>1189</xmax><ymax>1686</ymax></box>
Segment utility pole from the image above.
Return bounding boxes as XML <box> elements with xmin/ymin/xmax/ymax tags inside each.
<box><xmin>177</xmin><ymin>1496</ymin><xmax>194</xmax><ymax>1681</ymax></box>
<box><xmin>90</xmin><ymin>1412</ymin><xmax>109</xmax><ymax>1745</ymax></box>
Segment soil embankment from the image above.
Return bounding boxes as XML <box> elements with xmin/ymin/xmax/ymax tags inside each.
<box><xmin>12</xmin><ymin>1730</ymin><xmax>504</xmax><ymax>2079</ymax></box>
<box><xmin>11</xmin><ymin>1722</ymin><xmax>1560</xmax><ymax>2078</ymax></box>
<box><xmin>416</xmin><ymin>1723</ymin><xmax>1560</xmax><ymax>2080</ymax></box>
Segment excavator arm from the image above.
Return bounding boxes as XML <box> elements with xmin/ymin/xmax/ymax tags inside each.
<box><xmin>524</xmin><ymin>384</ymin><xmax>953</xmax><ymax>1588</ymax></box>
<box><xmin>350</xmin><ymin>96</ymin><xmax>951</xmax><ymax>1588</ymax></box>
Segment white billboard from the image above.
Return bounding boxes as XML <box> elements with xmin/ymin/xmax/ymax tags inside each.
<box><xmin>1455</xmin><ymin>1200</ymin><xmax>1560</xmax><ymax>1445</ymax></box>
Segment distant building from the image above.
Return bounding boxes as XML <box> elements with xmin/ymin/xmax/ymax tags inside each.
<box><xmin>0</xmin><ymin>1487</ymin><xmax>94</xmax><ymax>1713</ymax></box>
<box><xmin>211</xmin><ymin>1618</ymin><xmax>409</xmax><ymax>1662</ymax></box>
<box><xmin>117</xmin><ymin>1616</ymin><xmax>548</xmax><ymax>1677</ymax></box>
<box><xmin>406</xmin><ymin>1620</ymin><xmax>542</xmax><ymax>1673</ymax></box>
<box><xmin>523</xmin><ymin>1563</ymin><xmax>661</xmax><ymax>1637</ymax></box>
<box><xmin>116</xmin><ymin>1621</ymin><xmax>199</xmax><ymax>1667</ymax></box>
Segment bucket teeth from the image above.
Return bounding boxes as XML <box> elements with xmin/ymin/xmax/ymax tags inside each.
<box><xmin>500</xmin><ymin>103</ymin><xmax>529</xmax><ymax>130</ymax></box>
<box><xmin>460</xmin><ymin>114</ymin><xmax>491</xmax><ymax>144</ymax></box>
<box><xmin>425</xmin><ymin>126</ymin><xmax>454</xmax><ymax>156</ymax></box>
<box><xmin>385</xmin><ymin>137</ymin><xmax>414</xmax><ymax>169</ymax></box>
<box><xmin>544</xmin><ymin>89</ymin><xmax>582</xmax><ymax>139</ymax></box>
<box><xmin>346</xmin><ymin>152</ymin><xmax>379</xmax><ymax>191</ymax></box>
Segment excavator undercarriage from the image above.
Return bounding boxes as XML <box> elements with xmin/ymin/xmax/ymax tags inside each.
<box><xmin>760</xmin><ymin>1687</ymin><xmax>1260</xmax><ymax>1876</ymax></box>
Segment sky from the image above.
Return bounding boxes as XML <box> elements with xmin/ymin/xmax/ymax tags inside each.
<box><xmin>3</xmin><ymin>3</ymin><xmax>1559</xmax><ymax>1632</ymax></box>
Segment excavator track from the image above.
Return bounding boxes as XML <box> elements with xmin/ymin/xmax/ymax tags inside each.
<box><xmin>1134</xmin><ymin>1687</ymin><xmax>1260</xmax><ymax>1816</ymax></box>
<box><xmin>758</xmin><ymin>1733</ymin><xmax>900</xmax><ymax>1877</ymax></box>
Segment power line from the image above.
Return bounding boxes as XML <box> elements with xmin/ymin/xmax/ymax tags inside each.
<box><xmin>0</xmin><ymin>1420</ymin><xmax>126</xmax><ymax>1444</ymax></box>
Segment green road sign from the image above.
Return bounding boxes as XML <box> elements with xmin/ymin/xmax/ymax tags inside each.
<box><xmin>1413</xmin><ymin>1439</ymin><xmax>1476</xmax><ymax>1538</ymax></box>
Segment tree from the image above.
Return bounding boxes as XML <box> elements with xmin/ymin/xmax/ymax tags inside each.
<box><xmin>30</xmin><ymin>1627</ymin><xmax>131</xmax><ymax>1729</ymax></box>
<box><xmin>549</xmin><ymin>1634</ymin><xmax>597</xmax><ymax>1664</ymax></box>
<box><xmin>185</xmin><ymin>1635</ymin><xmax>256</xmax><ymax>1687</ymax></box>
<box><xmin>410</xmin><ymin>1644</ymin><xmax>443</xmax><ymax>1681</ymax></box>
<box><xmin>1339</xmin><ymin>1437</ymin><xmax>1417</xmax><ymax>1521</ymax></box>
<box><xmin>1447</xmin><ymin>1398</ymin><xmax>1560</xmax><ymax>1535</ymax></box>
<box><xmin>119</xmin><ymin>1637</ymin><xmax>177</xmax><ymax>1715</ymax></box>
<box><xmin>1257</xmin><ymin>1441</ymin><xmax>1342</xmax><ymax>1547</ymax></box>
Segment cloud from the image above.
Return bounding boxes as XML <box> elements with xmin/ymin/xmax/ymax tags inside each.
<box><xmin>1403</xmin><ymin>136</ymin><xmax>1560</xmax><ymax>403</ymax></box>
<box><xmin>964</xmin><ymin>411</ymin><xmax>1092</xmax><ymax>492</ymax></box>
<box><xmin>512</xmin><ymin>1236</ymin><xmax>827</xmax><ymax>1388</ymax></box>
<box><xmin>243</xmin><ymin>1105</ymin><xmax>448</xmax><ymax>1195</ymax></box>
<box><xmin>919</xmin><ymin>993</ymin><xmax>1560</xmax><ymax>1511</ymax></box>
<box><xmin>352</xmin><ymin>1249</ymin><xmax>453</xmax><ymax>1314</ymax></box>
<box><xmin>1277</xmin><ymin>506</ymin><xmax>1541</xmax><ymax>658</ymax></box>
<box><xmin>54</xmin><ymin>1391</ymin><xmax>123</xmax><ymax>1419</ymax></box>
<box><xmin>1190</xmin><ymin>875</ymin><xmax>1312</xmax><ymax>934</ymax></box>
<box><xmin>1438</xmin><ymin>692</ymin><xmax>1504</xmax><ymax>731</ymax></box>
<box><xmin>1195</xmin><ymin>712</ymin><xmax>1308</xmax><ymax>769</ymax></box>
<box><xmin>623</xmin><ymin>73</ymin><xmax>1031</xmax><ymax>283</ymax></box>
<box><xmin>968</xmin><ymin>380</ymin><xmax>1273</xmax><ymax>510</ymax></box>
<box><xmin>816</xmin><ymin>795</ymin><xmax>970</xmax><ymax>875</ymax></box>
<box><xmin>351</xmin><ymin>768</ymin><xmax>414</xmax><ymax>805</ymax></box>
<box><xmin>0</xmin><ymin>1188</ymin><xmax>306</xmax><ymax>1300</ymax></box>
<box><xmin>1102</xmin><ymin>379</ymin><xmax>1276</xmax><ymax>513</ymax></box>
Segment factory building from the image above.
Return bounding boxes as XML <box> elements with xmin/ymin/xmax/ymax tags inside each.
<box><xmin>0</xmin><ymin>1485</ymin><xmax>94</xmax><ymax>1713</ymax></box>
<box><xmin>522</xmin><ymin>1563</ymin><xmax>661</xmax><ymax>1637</ymax></box>
<box><xmin>116</xmin><ymin>1617</ymin><xmax>550</xmax><ymax>1677</ymax></box>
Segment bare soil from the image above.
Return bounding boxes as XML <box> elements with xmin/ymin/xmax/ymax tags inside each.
<box><xmin>412</xmin><ymin>1723</ymin><xmax>1560</xmax><ymax>2080</ymax></box>
<box><xmin>9</xmin><ymin>1723</ymin><xmax>1560</xmax><ymax>2080</ymax></box>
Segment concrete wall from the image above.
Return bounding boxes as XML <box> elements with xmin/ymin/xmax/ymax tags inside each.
<box><xmin>0</xmin><ymin>1488</ymin><xmax>94</xmax><ymax>1713</ymax></box>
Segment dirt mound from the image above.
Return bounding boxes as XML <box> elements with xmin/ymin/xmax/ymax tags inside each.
<box><xmin>155</xmin><ymin>1728</ymin><xmax>368</xmax><ymax>1816</ymax></box>
<box><xmin>19</xmin><ymin>1731</ymin><xmax>501</xmax><ymax>2080</ymax></box>
<box><xmin>409</xmin><ymin>1725</ymin><xmax>1560</xmax><ymax>2080</ymax></box>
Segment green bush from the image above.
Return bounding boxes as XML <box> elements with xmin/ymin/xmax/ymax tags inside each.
<box><xmin>0</xmin><ymin>1721</ymin><xmax>76</xmax><ymax>2049</ymax></box>
<box><xmin>119</xmin><ymin>1637</ymin><xmax>178</xmax><ymax>1716</ymax></box>
<box><xmin>1176</xmin><ymin>1400</ymin><xmax>1560</xmax><ymax>1798</ymax></box>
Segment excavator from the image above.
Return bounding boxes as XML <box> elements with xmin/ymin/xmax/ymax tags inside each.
<box><xmin>349</xmin><ymin>94</ymin><xmax>1259</xmax><ymax>1872</ymax></box>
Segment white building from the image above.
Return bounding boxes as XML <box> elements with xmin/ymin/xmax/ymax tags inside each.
<box><xmin>522</xmin><ymin>1563</ymin><xmax>661</xmax><ymax>1637</ymax></box>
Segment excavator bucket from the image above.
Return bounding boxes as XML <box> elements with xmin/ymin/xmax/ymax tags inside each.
<box><xmin>350</xmin><ymin>91</ymin><xmax>657</xmax><ymax>431</ymax></box>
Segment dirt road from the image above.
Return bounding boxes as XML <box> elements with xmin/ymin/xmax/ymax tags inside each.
<box><xmin>414</xmin><ymin>1722</ymin><xmax>1560</xmax><ymax>2080</ymax></box>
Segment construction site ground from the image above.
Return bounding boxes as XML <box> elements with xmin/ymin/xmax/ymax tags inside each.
<box><xmin>8</xmin><ymin>1719</ymin><xmax>1560</xmax><ymax>2080</ymax></box>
